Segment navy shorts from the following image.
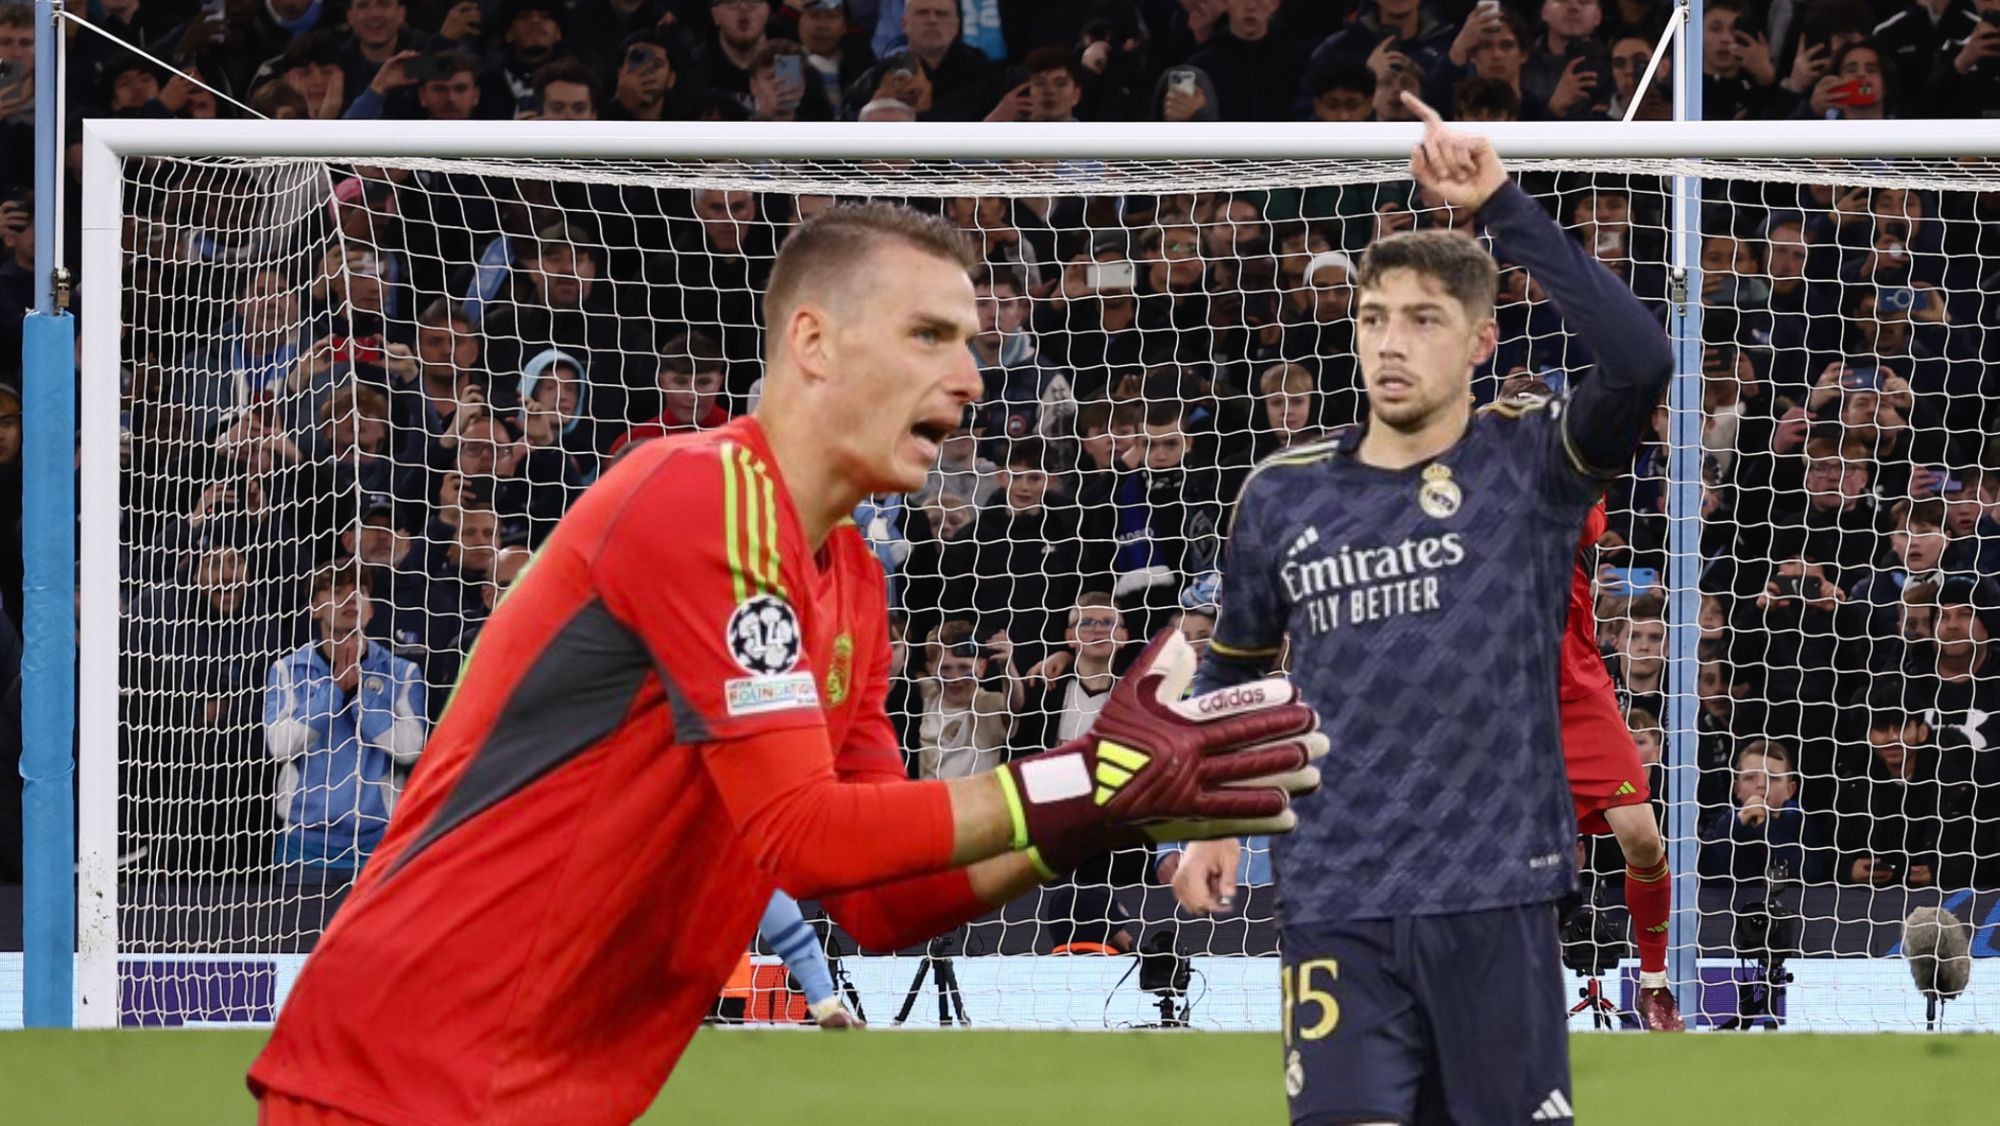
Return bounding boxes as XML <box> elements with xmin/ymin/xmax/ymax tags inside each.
<box><xmin>1279</xmin><ymin>903</ymin><xmax>1572</xmax><ymax>1125</ymax></box>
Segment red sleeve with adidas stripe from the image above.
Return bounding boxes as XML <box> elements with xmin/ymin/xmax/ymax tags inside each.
<box><xmin>592</xmin><ymin>441</ymin><xmax>828</xmax><ymax>743</ymax></box>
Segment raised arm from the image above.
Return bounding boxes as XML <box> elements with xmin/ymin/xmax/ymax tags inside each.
<box><xmin>1404</xmin><ymin>92</ymin><xmax>1675</xmax><ymax>477</ymax></box>
<box><xmin>1479</xmin><ymin>185</ymin><xmax>1675</xmax><ymax>474</ymax></box>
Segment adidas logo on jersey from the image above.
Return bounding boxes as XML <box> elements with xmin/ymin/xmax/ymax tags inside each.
<box><xmin>1531</xmin><ymin>1089</ymin><xmax>1575</xmax><ymax>1121</ymax></box>
<box><xmin>1614</xmin><ymin>781</ymin><xmax>1638</xmax><ymax>796</ymax></box>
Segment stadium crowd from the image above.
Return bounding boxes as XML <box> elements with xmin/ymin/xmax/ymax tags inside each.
<box><xmin>2</xmin><ymin>0</ymin><xmax>2000</xmax><ymax>953</ymax></box>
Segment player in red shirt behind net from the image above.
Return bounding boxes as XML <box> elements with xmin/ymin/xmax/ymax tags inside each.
<box><xmin>1497</xmin><ymin>375</ymin><xmax>1681</xmax><ymax>1032</ymax></box>
<box><xmin>248</xmin><ymin>205</ymin><xmax>1327</xmax><ymax>1125</ymax></box>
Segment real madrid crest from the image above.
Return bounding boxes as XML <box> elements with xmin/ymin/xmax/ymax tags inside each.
<box><xmin>1418</xmin><ymin>462</ymin><xmax>1462</xmax><ymax>519</ymax></box>
<box><xmin>825</xmin><ymin>632</ymin><xmax>855</xmax><ymax>707</ymax></box>
<box><xmin>1285</xmin><ymin>1047</ymin><xmax>1305</xmax><ymax>1098</ymax></box>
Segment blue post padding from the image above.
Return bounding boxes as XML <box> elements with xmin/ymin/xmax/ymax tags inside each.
<box><xmin>21</xmin><ymin>309</ymin><xmax>77</xmax><ymax>1028</ymax></box>
<box><xmin>1665</xmin><ymin>0</ymin><xmax>1706</xmax><ymax>1019</ymax></box>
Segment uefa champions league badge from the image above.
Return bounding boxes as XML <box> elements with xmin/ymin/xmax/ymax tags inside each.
<box><xmin>727</xmin><ymin>594</ymin><xmax>803</xmax><ymax>676</ymax></box>
<box><xmin>1285</xmin><ymin>1048</ymin><xmax>1305</xmax><ymax>1097</ymax></box>
<box><xmin>1418</xmin><ymin>462</ymin><xmax>1462</xmax><ymax>519</ymax></box>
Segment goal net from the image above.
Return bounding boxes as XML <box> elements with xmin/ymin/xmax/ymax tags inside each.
<box><xmin>84</xmin><ymin>131</ymin><xmax>2000</xmax><ymax>1031</ymax></box>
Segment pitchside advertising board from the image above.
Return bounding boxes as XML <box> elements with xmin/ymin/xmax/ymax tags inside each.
<box><xmin>6</xmin><ymin>886</ymin><xmax>2000</xmax><ymax>1029</ymax></box>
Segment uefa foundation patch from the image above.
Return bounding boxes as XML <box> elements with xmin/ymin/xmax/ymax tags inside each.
<box><xmin>725</xmin><ymin>672</ymin><xmax>820</xmax><ymax>716</ymax></box>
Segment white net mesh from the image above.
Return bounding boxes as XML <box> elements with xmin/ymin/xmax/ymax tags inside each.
<box><xmin>104</xmin><ymin>151</ymin><xmax>2000</xmax><ymax>1029</ymax></box>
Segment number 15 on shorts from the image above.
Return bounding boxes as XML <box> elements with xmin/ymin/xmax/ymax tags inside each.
<box><xmin>1280</xmin><ymin>958</ymin><xmax>1339</xmax><ymax>1044</ymax></box>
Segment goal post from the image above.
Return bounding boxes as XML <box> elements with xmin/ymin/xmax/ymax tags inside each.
<box><xmin>63</xmin><ymin>118</ymin><xmax>2000</xmax><ymax>1031</ymax></box>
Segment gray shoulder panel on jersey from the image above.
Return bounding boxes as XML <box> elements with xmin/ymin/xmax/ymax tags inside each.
<box><xmin>384</xmin><ymin>597</ymin><xmax>658</xmax><ymax>876</ymax></box>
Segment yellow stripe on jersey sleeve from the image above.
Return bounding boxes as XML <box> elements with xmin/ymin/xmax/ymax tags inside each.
<box><xmin>756</xmin><ymin>458</ymin><xmax>786</xmax><ymax>598</ymax></box>
<box><xmin>721</xmin><ymin>440</ymin><xmax>748</xmax><ymax>603</ymax></box>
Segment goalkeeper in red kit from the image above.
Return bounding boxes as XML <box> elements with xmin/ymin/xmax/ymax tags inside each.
<box><xmin>248</xmin><ymin>204</ymin><xmax>1326</xmax><ymax>1125</ymax></box>
<box><xmin>1497</xmin><ymin>375</ymin><xmax>1682</xmax><ymax>1032</ymax></box>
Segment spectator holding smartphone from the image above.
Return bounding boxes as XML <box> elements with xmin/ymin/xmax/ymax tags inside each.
<box><xmin>345</xmin><ymin>49</ymin><xmax>490</xmax><ymax>120</ymax></box>
<box><xmin>1835</xmin><ymin>701</ymin><xmax>1969</xmax><ymax>889</ymax></box>
<box><xmin>1800</xmin><ymin>39</ymin><xmax>1896</xmax><ymax>119</ymax></box>
<box><xmin>606</xmin><ymin>31</ymin><xmax>695</xmax><ymax>121</ymax></box>
<box><xmin>1524</xmin><ymin>0</ymin><xmax>1614</xmax><ymax>120</ymax></box>
<box><xmin>1702</xmin><ymin>0</ymin><xmax>1793</xmax><ymax>119</ymax></box>
<box><xmin>1926</xmin><ymin>0</ymin><xmax>2000</xmax><ymax>117</ymax></box>
<box><xmin>749</xmin><ymin>40</ymin><xmax>831</xmax><ymax>121</ymax></box>
<box><xmin>795</xmin><ymin>0</ymin><xmax>872</xmax><ymax>118</ymax></box>
<box><xmin>847</xmin><ymin>0</ymin><xmax>998</xmax><ymax>121</ymax></box>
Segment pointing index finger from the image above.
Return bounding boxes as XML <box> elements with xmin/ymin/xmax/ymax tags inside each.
<box><xmin>1401</xmin><ymin>90</ymin><xmax>1444</xmax><ymax>127</ymax></box>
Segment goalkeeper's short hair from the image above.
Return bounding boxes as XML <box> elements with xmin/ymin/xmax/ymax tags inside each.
<box><xmin>765</xmin><ymin>203</ymin><xmax>977</xmax><ymax>335</ymax></box>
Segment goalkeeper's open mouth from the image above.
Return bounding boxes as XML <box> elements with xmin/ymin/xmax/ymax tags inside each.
<box><xmin>908</xmin><ymin>416</ymin><xmax>956</xmax><ymax>465</ymax></box>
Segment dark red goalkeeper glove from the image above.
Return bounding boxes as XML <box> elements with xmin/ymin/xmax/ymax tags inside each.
<box><xmin>995</xmin><ymin>630</ymin><xmax>1326</xmax><ymax>879</ymax></box>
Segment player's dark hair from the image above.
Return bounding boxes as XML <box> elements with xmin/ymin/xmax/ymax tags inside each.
<box><xmin>1357</xmin><ymin>230</ymin><xmax>1498</xmax><ymax>319</ymax></box>
<box><xmin>766</xmin><ymin>202</ymin><xmax>977</xmax><ymax>341</ymax></box>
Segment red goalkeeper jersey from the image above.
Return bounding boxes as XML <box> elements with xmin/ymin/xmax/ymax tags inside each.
<box><xmin>250</xmin><ymin>417</ymin><xmax>970</xmax><ymax>1125</ymax></box>
<box><xmin>1560</xmin><ymin>502</ymin><xmax>1615</xmax><ymax>703</ymax></box>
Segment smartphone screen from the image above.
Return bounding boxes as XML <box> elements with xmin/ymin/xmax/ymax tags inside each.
<box><xmin>1087</xmin><ymin>261</ymin><xmax>1136</xmax><ymax>291</ymax></box>
<box><xmin>772</xmin><ymin>53</ymin><xmax>803</xmax><ymax>91</ymax></box>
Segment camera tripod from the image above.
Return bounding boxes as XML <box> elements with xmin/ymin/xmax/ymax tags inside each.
<box><xmin>1136</xmin><ymin>991</ymin><xmax>1190</xmax><ymax>1030</ymax></box>
<box><xmin>1717</xmin><ymin>958</ymin><xmax>1792</xmax><ymax>1031</ymax></box>
<box><xmin>894</xmin><ymin>933</ymin><xmax>969</xmax><ymax>1026</ymax></box>
<box><xmin>818</xmin><ymin>921</ymin><xmax>869</xmax><ymax>1025</ymax></box>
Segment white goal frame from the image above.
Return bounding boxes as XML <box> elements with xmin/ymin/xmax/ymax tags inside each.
<box><xmin>72</xmin><ymin>117</ymin><xmax>2000</xmax><ymax>1029</ymax></box>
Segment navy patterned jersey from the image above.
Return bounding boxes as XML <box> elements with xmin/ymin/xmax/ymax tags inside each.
<box><xmin>1205</xmin><ymin>412</ymin><xmax>1594</xmax><ymax>920</ymax></box>
<box><xmin>1196</xmin><ymin>182</ymin><xmax>1675</xmax><ymax>922</ymax></box>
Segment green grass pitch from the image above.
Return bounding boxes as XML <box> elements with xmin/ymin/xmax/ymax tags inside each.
<box><xmin>6</xmin><ymin>1029</ymin><xmax>2000</xmax><ymax>1124</ymax></box>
